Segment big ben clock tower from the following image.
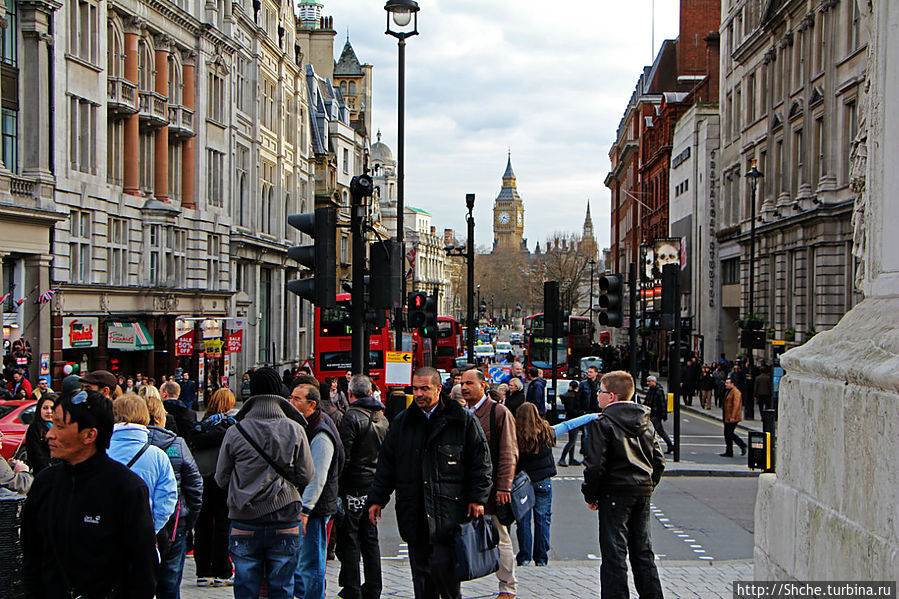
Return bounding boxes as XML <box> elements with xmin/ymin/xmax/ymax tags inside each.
<box><xmin>493</xmin><ymin>152</ymin><xmax>526</xmax><ymax>253</ymax></box>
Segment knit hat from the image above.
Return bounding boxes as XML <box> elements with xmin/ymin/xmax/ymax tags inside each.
<box><xmin>250</xmin><ymin>367</ymin><xmax>288</xmax><ymax>398</ymax></box>
<box><xmin>62</xmin><ymin>375</ymin><xmax>84</xmax><ymax>395</ymax></box>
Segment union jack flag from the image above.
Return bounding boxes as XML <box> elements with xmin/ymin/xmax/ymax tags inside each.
<box><xmin>36</xmin><ymin>289</ymin><xmax>56</xmax><ymax>305</ymax></box>
<box><xmin>0</xmin><ymin>293</ymin><xmax>8</xmax><ymax>305</ymax></box>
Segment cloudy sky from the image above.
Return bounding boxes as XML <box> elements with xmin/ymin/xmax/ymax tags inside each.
<box><xmin>318</xmin><ymin>0</ymin><xmax>679</xmax><ymax>251</ymax></box>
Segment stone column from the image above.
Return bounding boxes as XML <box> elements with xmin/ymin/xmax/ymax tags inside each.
<box><xmin>754</xmin><ymin>0</ymin><xmax>899</xmax><ymax>582</ymax></box>
<box><xmin>123</xmin><ymin>18</ymin><xmax>143</xmax><ymax>196</ymax></box>
<box><xmin>181</xmin><ymin>51</ymin><xmax>196</xmax><ymax>209</ymax></box>
<box><xmin>23</xmin><ymin>254</ymin><xmax>52</xmax><ymax>383</ymax></box>
<box><xmin>153</xmin><ymin>37</ymin><xmax>171</xmax><ymax>203</ymax></box>
<box><xmin>18</xmin><ymin>0</ymin><xmax>60</xmax><ymax>185</ymax></box>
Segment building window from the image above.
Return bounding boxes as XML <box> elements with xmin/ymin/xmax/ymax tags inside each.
<box><xmin>722</xmin><ymin>258</ymin><xmax>740</xmax><ymax>285</ymax></box>
<box><xmin>775</xmin><ymin>139</ymin><xmax>784</xmax><ymax>194</ymax></box>
<box><xmin>168</xmin><ymin>143</ymin><xmax>183</xmax><ymax>203</ymax></box>
<box><xmin>107</xmin><ymin>217</ymin><xmax>128</xmax><ymax>285</ymax></box>
<box><xmin>148</xmin><ymin>225</ymin><xmax>160</xmax><ymax>285</ymax></box>
<box><xmin>341</xmin><ymin>233</ymin><xmax>349</xmax><ymax>264</ymax></box>
<box><xmin>262</xmin><ymin>77</ymin><xmax>275</xmax><ymax>131</ymax></box>
<box><xmin>208</xmin><ymin>72</ymin><xmax>225</xmax><ymax>123</ymax></box>
<box><xmin>343</xmin><ymin>148</ymin><xmax>349</xmax><ymax>173</ymax></box>
<box><xmin>849</xmin><ymin>0</ymin><xmax>861</xmax><ymax>53</ymax></box>
<box><xmin>168</xmin><ymin>55</ymin><xmax>182</xmax><ymax>105</ymax></box>
<box><xmin>138</xmin><ymin>42</ymin><xmax>153</xmax><ymax>91</ymax></box>
<box><xmin>339</xmin><ymin>81</ymin><xmax>346</xmax><ymax>97</ymax></box>
<box><xmin>793</xmin><ymin>128</ymin><xmax>803</xmax><ymax>195</ymax></box>
<box><xmin>261</xmin><ymin>161</ymin><xmax>274</xmax><ymax>234</ymax></box>
<box><xmin>236</xmin><ymin>145</ymin><xmax>248</xmax><ymax>226</ymax></box>
<box><xmin>207</xmin><ymin>234</ymin><xmax>221</xmax><ymax>290</ymax></box>
<box><xmin>795</xmin><ymin>29</ymin><xmax>805</xmax><ymax>85</ymax></box>
<box><xmin>1</xmin><ymin>0</ymin><xmax>17</xmax><ymax>66</ymax></box>
<box><xmin>70</xmin><ymin>210</ymin><xmax>92</xmax><ymax>283</ymax></box>
<box><xmin>69</xmin><ymin>96</ymin><xmax>97</xmax><ymax>174</ymax></box>
<box><xmin>236</xmin><ymin>55</ymin><xmax>249</xmax><ymax>113</ymax></box>
<box><xmin>1</xmin><ymin>109</ymin><xmax>17</xmax><ymax>174</ymax></box>
<box><xmin>760</xmin><ymin>63</ymin><xmax>768</xmax><ymax>113</ymax></box>
<box><xmin>69</xmin><ymin>0</ymin><xmax>99</xmax><ymax>64</ymax></box>
<box><xmin>139</xmin><ymin>132</ymin><xmax>154</xmax><ymax>191</ymax></box>
<box><xmin>725</xmin><ymin>92</ymin><xmax>732</xmax><ymax>142</ymax></box>
<box><xmin>845</xmin><ymin>100</ymin><xmax>858</xmax><ymax>181</ymax></box>
<box><xmin>348</xmin><ymin>81</ymin><xmax>356</xmax><ymax>96</ymax></box>
<box><xmin>814</xmin><ymin>116</ymin><xmax>825</xmax><ymax>182</ymax></box>
<box><xmin>746</xmin><ymin>73</ymin><xmax>756</xmax><ymax>123</ymax></box>
<box><xmin>815</xmin><ymin>11</ymin><xmax>827</xmax><ymax>73</ymax></box>
<box><xmin>107</xmin><ymin>118</ymin><xmax>124</xmax><ymax>185</ymax></box>
<box><xmin>207</xmin><ymin>148</ymin><xmax>224</xmax><ymax>208</ymax></box>
<box><xmin>734</xmin><ymin>86</ymin><xmax>742</xmax><ymax>136</ymax></box>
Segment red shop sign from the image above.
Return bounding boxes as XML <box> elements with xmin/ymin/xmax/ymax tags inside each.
<box><xmin>175</xmin><ymin>330</ymin><xmax>195</xmax><ymax>357</ymax></box>
<box><xmin>227</xmin><ymin>331</ymin><xmax>243</xmax><ymax>354</ymax></box>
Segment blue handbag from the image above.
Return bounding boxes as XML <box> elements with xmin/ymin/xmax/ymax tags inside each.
<box><xmin>452</xmin><ymin>515</ymin><xmax>500</xmax><ymax>582</ymax></box>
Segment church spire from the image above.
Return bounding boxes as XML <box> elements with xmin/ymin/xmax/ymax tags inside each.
<box><xmin>583</xmin><ymin>200</ymin><xmax>594</xmax><ymax>237</ymax></box>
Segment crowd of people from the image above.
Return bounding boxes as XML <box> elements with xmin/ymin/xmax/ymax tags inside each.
<box><xmin>0</xmin><ymin>349</ymin><xmax>683</xmax><ymax>599</ymax></box>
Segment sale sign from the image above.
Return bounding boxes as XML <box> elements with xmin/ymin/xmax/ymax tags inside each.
<box><xmin>227</xmin><ymin>331</ymin><xmax>243</xmax><ymax>354</ymax></box>
<box><xmin>175</xmin><ymin>330</ymin><xmax>195</xmax><ymax>357</ymax></box>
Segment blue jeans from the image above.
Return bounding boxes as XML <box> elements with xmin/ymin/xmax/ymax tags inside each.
<box><xmin>515</xmin><ymin>477</ymin><xmax>552</xmax><ymax>565</ymax></box>
<box><xmin>293</xmin><ymin>515</ymin><xmax>330</xmax><ymax>599</ymax></box>
<box><xmin>156</xmin><ymin>530</ymin><xmax>187</xmax><ymax>599</ymax></box>
<box><xmin>229</xmin><ymin>521</ymin><xmax>301</xmax><ymax>599</ymax></box>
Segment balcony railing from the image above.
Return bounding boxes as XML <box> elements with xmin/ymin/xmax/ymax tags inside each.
<box><xmin>167</xmin><ymin>104</ymin><xmax>196</xmax><ymax>138</ymax></box>
<box><xmin>107</xmin><ymin>77</ymin><xmax>138</xmax><ymax>116</ymax></box>
<box><xmin>10</xmin><ymin>176</ymin><xmax>35</xmax><ymax>198</ymax></box>
<box><xmin>138</xmin><ymin>90</ymin><xmax>168</xmax><ymax>128</ymax></box>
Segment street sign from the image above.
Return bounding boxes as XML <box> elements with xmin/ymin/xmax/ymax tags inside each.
<box><xmin>385</xmin><ymin>351</ymin><xmax>413</xmax><ymax>386</ymax></box>
<box><xmin>488</xmin><ymin>366</ymin><xmax>510</xmax><ymax>384</ymax></box>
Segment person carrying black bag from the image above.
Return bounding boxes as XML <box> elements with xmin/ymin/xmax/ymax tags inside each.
<box><xmin>367</xmin><ymin>367</ymin><xmax>492</xmax><ymax>599</ymax></box>
<box><xmin>644</xmin><ymin>376</ymin><xmax>673</xmax><ymax>454</ymax></box>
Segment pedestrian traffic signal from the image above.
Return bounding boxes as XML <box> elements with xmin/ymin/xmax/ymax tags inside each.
<box><xmin>422</xmin><ymin>294</ymin><xmax>438</xmax><ymax>337</ymax></box>
<box><xmin>286</xmin><ymin>206</ymin><xmax>337</xmax><ymax>307</ymax></box>
<box><xmin>370</xmin><ymin>240</ymin><xmax>402</xmax><ymax>309</ymax></box>
<box><xmin>598</xmin><ymin>274</ymin><xmax>623</xmax><ymax>327</ymax></box>
<box><xmin>408</xmin><ymin>291</ymin><xmax>428</xmax><ymax>328</ymax></box>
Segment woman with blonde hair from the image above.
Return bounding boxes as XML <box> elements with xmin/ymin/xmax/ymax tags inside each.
<box><xmin>108</xmin><ymin>393</ymin><xmax>178</xmax><ymax>533</ymax></box>
<box><xmin>513</xmin><ymin>402</ymin><xmax>556</xmax><ymax>567</ymax></box>
<box><xmin>190</xmin><ymin>387</ymin><xmax>237</xmax><ymax>586</ymax></box>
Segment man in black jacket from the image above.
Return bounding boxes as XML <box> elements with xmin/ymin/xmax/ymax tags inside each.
<box><xmin>337</xmin><ymin>374</ymin><xmax>390</xmax><ymax>599</ymax></box>
<box><xmin>582</xmin><ymin>371</ymin><xmax>665</xmax><ymax>599</ymax></box>
<box><xmin>368</xmin><ymin>367</ymin><xmax>492</xmax><ymax>599</ymax></box>
<box><xmin>22</xmin><ymin>389</ymin><xmax>158</xmax><ymax>598</ymax></box>
<box><xmin>643</xmin><ymin>375</ymin><xmax>673</xmax><ymax>454</ymax></box>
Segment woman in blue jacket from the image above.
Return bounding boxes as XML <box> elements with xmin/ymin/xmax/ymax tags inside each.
<box><xmin>109</xmin><ymin>393</ymin><xmax>178</xmax><ymax>533</ymax></box>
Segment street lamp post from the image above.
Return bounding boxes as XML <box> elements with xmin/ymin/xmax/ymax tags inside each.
<box><xmin>443</xmin><ymin>193</ymin><xmax>476</xmax><ymax>363</ymax></box>
<box><xmin>385</xmin><ymin>0</ymin><xmax>420</xmax><ymax>350</ymax></box>
<box><xmin>588</xmin><ymin>259</ymin><xmax>596</xmax><ymax>338</ymax></box>
<box><xmin>745</xmin><ymin>159</ymin><xmax>763</xmax><ymax>420</ymax></box>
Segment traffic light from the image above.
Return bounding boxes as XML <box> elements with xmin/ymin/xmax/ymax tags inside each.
<box><xmin>544</xmin><ymin>280</ymin><xmax>560</xmax><ymax>336</ymax></box>
<box><xmin>286</xmin><ymin>206</ymin><xmax>337</xmax><ymax>307</ymax></box>
<box><xmin>369</xmin><ymin>240</ymin><xmax>402</xmax><ymax>309</ymax></box>
<box><xmin>408</xmin><ymin>291</ymin><xmax>427</xmax><ymax>328</ymax></box>
<box><xmin>422</xmin><ymin>294</ymin><xmax>438</xmax><ymax>337</ymax></box>
<box><xmin>661</xmin><ymin>263</ymin><xmax>678</xmax><ymax>330</ymax></box>
<box><xmin>598</xmin><ymin>274</ymin><xmax>623</xmax><ymax>327</ymax></box>
<box><xmin>479</xmin><ymin>300</ymin><xmax>487</xmax><ymax>315</ymax></box>
<box><xmin>560</xmin><ymin>310</ymin><xmax>571</xmax><ymax>336</ymax></box>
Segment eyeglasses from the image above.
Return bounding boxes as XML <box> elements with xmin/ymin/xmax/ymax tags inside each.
<box><xmin>598</xmin><ymin>389</ymin><xmax>611</xmax><ymax>396</ymax></box>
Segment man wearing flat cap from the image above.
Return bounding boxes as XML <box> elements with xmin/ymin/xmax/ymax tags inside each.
<box><xmin>80</xmin><ymin>370</ymin><xmax>118</xmax><ymax>399</ymax></box>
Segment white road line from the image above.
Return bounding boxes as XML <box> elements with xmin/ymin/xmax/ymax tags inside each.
<box><xmin>650</xmin><ymin>505</ymin><xmax>715</xmax><ymax>562</ymax></box>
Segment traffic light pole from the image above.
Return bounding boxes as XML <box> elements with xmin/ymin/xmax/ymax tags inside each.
<box><xmin>466</xmin><ymin>195</ymin><xmax>475</xmax><ymax>363</ymax></box>
<box><xmin>351</xmin><ymin>176</ymin><xmax>371</xmax><ymax>375</ymax></box>
<box><xmin>628</xmin><ymin>262</ymin><xmax>638</xmax><ymax>380</ymax></box>
<box><xmin>672</xmin><ymin>271</ymin><xmax>682</xmax><ymax>463</ymax></box>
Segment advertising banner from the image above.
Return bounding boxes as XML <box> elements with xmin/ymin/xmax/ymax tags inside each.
<box><xmin>226</xmin><ymin>331</ymin><xmax>243</xmax><ymax>354</ymax></box>
<box><xmin>223</xmin><ymin>352</ymin><xmax>231</xmax><ymax>387</ymax></box>
<box><xmin>62</xmin><ymin>317</ymin><xmax>99</xmax><ymax>349</ymax></box>
<box><xmin>198</xmin><ymin>353</ymin><xmax>205</xmax><ymax>389</ymax></box>
<box><xmin>175</xmin><ymin>330</ymin><xmax>195</xmax><ymax>357</ymax></box>
<box><xmin>204</xmin><ymin>338</ymin><xmax>223</xmax><ymax>358</ymax></box>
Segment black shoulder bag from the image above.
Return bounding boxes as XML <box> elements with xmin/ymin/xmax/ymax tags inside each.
<box><xmin>489</xmin><ymin>403</ymin><xmax>535</xmax><ymax>527</ymax></box>
<box><xmin>235</xmin><ymin>422</ymin><xmax>297</xmax><ymax>486</ymax></box>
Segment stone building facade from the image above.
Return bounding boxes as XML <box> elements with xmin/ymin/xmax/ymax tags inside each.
<box><xmin>716</xmin><ymin>0</ymin><xmax>866</xmax><ymax>359</ymax></box>
<box><xmin>0</xmin><ymin>0</ymin><xmax>371</xmax><ymax>389</ymax></box>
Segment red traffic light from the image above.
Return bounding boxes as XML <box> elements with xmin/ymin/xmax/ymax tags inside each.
<box><xmin>415</xmin><ymin>295</ymin><xmax>424</xmax><ymax>307</ymax></box>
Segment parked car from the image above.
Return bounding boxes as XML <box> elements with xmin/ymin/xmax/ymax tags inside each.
<box><xmin>494</xmin><ymin>342</ymin><xmax>514</xmax><ymax>361</ymax></box>
<box><xmin>473</xmin><ymin>344</ymin><xmax>495</xmax><ymax>366</ymax></box>
<box><xmin>510</xmin><ymin>332</ymin><xmax>523</xmax><ymax>346</ymax></box>
<box><xmin>0</xmin><ymin>400</ymin><xmax>37</xmax><ymax>460</ymax></box>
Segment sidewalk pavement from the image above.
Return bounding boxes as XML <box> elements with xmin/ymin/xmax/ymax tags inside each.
<box><xmin>179</xmin><ymin>554</ymin><xmax>754</xmax><ymax>599</ymax></box>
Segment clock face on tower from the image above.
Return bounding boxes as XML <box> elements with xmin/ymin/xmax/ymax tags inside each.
<box><xmin>498</xmin><ymin>211</ymin><xmax>511</xmax><ymax>225</ymax></box>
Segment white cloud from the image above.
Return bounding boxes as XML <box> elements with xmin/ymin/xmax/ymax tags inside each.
<box><xmin>318</xmin><ymin>0</ymin><xmax>679</xmax><ymax>251</ymax></box>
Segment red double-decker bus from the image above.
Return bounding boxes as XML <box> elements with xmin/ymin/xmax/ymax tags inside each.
<box><xmin>313</xmin><ymin>294</ymin><xmax>393</xmax><ymax>394</ymax></box>
<box><xmin>434</xmin><ymin>316</ymin><xmax>463</xmax><ymax>371</ymax></box>
<box><xmin>524</xmin><ymin>313</ymin><xmax>593</xmax><ymax>379</ymax></box>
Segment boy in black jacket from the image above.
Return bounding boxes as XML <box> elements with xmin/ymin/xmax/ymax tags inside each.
<box><xmin>22</xmin><ymin>389</ymin><xmax>158</xmax><ymax>598</ymax></box>
<box><xmin>582</xmin><ymin>371</ymin><xmax>665</xmax><ymax>599</ymax></box>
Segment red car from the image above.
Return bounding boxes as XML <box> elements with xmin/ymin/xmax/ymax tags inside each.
<box><xmin>0</xmin><ymin>400</ymin><xmax>37</xmax><ymax>460</ymax></box>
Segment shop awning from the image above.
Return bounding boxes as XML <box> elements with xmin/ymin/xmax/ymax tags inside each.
<box><xmin>108</xmin><ymin>322</ymin><xmax>155</xmax><ymax>351</ymax></box>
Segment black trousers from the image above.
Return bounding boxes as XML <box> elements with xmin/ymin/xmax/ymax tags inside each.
<box><xmin>597</xmin><ymin>495</ymin><xmax>663</xmax><ymax>599</ymax></box>
<box><xmin>723</xmin><ymin>422</ymin><xmax>747</xmax><ymax>455</ymax></box>
<box><xmin>408</xmin><ymin>539</ymin><xmax>460</xmax><ymax>599</ymax></box>
<box><xmin>336</xmin><ymin>496</ymin><xmax>382</xmax><ymax>599</ymax></box>
<box><xmin>560</xmin><ymin>425</ymin><xmax>584</xmax><ymax>462</ymax></box>
<box><xmin>650</xmin><ymin>416</ymin><xmax>673</xmax><ymax>452</ymax></box>
<box><xmin>193</xmin><ymin>475</ymin><xmax>233</xmax><ymax>579</ymax></box>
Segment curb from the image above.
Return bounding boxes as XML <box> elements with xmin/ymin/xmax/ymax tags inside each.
<box><xmin>664</xmin><ymin>468</ymin><xmax>761</xmax><ymax>478</ymax></box>
<box><xmin>680</xmin><ymin>405</ymin><xmax>762</xmax><ymax>434</ymax></box>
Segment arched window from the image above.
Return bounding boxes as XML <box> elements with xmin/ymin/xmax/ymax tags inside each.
<box><xmin>107</xmin><ymin>22</ymin><xmax>123</xmax><ymax>77</ymax></box>
<box><xmin>138</xmin><ymin>41</ymin><xmax>153</xmax><ymax>91</ymax></box>
<box><xmin>348</xmin><ymin>81</ymin><xmax>356</xmax><ymax>96</ymax></box>
<box><xmin>168</xmin><ymin>55</ymin><xmax>182</xmax><ymax>104</ymax></box>
<box><xmin>339</xmin><ymin>81</ymin><xmax>347</xmax><ymax>97</ymax></box>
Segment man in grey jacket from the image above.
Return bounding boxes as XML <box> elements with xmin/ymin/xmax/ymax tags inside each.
<box><xmin>215</xmin><ymin>368</ymin><xmax>315</xmax><ymax>599</ymax></box>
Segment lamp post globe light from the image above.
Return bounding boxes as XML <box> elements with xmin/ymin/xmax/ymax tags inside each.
<box><xmin>385</xmin><ymin>0</ymin><xmax>419</xmax><ymax>349</ymax></box>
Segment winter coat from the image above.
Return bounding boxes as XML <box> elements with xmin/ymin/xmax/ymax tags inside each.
<box><xmin>302</xmin><ymin>411</ymin><xmax>345</xmax><ymax>519</ymax></box>
<box><xmin>561</xmin><ymin>390</ymin><xmax>585</xmax><ymax>419</ymax></box>
<box><xmin>24</xmin><ymin>419</ymin><xmax>52</xmax><ymax>474</ymax></box>
<box><xmin>754</xmin><ymin>372</ymin><xmax>773</xmax><ymax>397</ymax></box>
<box><xmin>215</xmin><ymin>394</ymin><xmax>314</xmax><ymax>522</ymax></box>
<box><xmin>163</xmin><ymin>399</ymin><xmax>198</xmax><ymax>441</ymax></box>
<box><xmin>189</xmin><ymin>412</ymin><xmax>237</xmax><ymax>478</ymax></box>
<box><xmin>582</xmin><ymin>401</ymin><xmax>665</xmax><ymax>501</ymax></box>
<box><xmin>471</xmin><ymin>398</ymin><xmax>519</xmax><ymax>507</ymax></box>
<box><xmin>367</xmin><ymin>397</ymin><xmax>493</xmax><ymax>544</ymax></box>
<box><xmin>338</xmin><ymin>396</ymin><xmax>389</xmax><ymax>495</ymax></box>
<box><xmin>22</xmin><ymin>452</ymin><xmax>158</xmax><ymax>599</ymax></box>
<box><xmin>644</xmin><ymin>384</ymin><xmax>668</xmax><ymax>421</ymax></box>
<box><xmin>504</xmin><ymin>389</ymin><xmax>526</xmax><ymax>415</ymax></box>
<box><xmin>723</xmin><ymin>387</ymin><xmax>743</xmax><ymax>423</ymax></box>
<box><xmin>517</xmin><ymin>445</ymin><xmax>556</xmax><ymax>483</ymax></box>
<box><xmin>107</xmin><ymin>423</ymin><xmax>179</xmax><ymax>533</ymax></box>
<box><xmin>525</xmin><ymin>377</ymin><xmax>547</xmax><ymax>416</ymax></box>
<box><xmin>0</xmin><ymin>456</ymin><xmax>32</xmax><ymax>494</ymax></box>
<box><xmin>578</xmin><ymin>377</ymin><xmax>600</xmax><ymax>413</ymax></box>
<box><xmin>699</xmin><ymin>372</ymin><xmax>716</xmax><ymax>391</ymax></box>
<box><xmin>148</xmin><ymin>426</ymin><xmax>204</xmax><ymax>533</ymax></box>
